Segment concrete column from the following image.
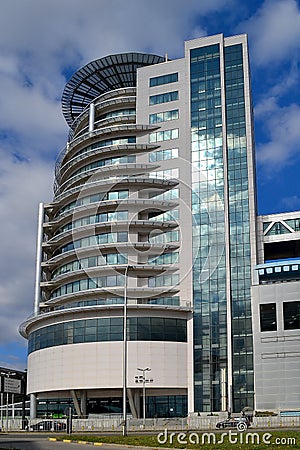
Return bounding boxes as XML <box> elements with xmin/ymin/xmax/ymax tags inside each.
<box><xmin>80</xmin><ymin>391</ymin><xmax>87</xmax><ymax>417</ymax></box>
<box><xmin>30</xmin><ymin>393</ymin><xmax>37</xmax><ymax>419</ymax></box>
<box><xmin>127</xmin><ymin>389</ymin><xmax>137</xmax><ymax>418</ymax></box>
<box><xmin>70</xmin><ymin>390</ymin><xmax>82</xmax><ymax>418</ymax></box>
<box><xmin>134</xmin><ymin>389</ymin><xmax>141</xmax><ymax>418</ymax></box>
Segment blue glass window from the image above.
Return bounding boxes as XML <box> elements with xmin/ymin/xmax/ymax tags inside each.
<box><xmin>149</xmin><ymin>73</ymin><xmax>178</xmax><ymax>87</ymax></box>
<box><xmin>149</xmin><ymin>91</ymin><xmax>178</xmax><ymax>105</ymax></box>
<box><xmin>28</xmin><ymin>317</ymin><xmax>187</xmax><ymax>353</ymax></box>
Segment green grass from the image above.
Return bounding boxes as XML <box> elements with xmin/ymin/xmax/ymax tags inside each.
<box><xmin>57</xmin><ymin>430</ymin><xmax>300</xmax><ymax>449</ymax></box>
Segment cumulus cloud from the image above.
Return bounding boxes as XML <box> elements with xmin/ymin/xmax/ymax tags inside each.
<box><xmin>280</xmin><ymin>195</ymin><xmax>300</xmax><ymax>211</ymax></box>
<box><xmin>255</xmin><ymin>102</ymin><xmax>300</xmax><ymax>168</ymax></box>
<box><xmin>238</xmin><ymin>0</ymin><xmax>300</xmax><ymax>66</ymax></box>
<box><xmin>0</xmin><ymin>154</ymin><xmax>53</xmax><ymax>348</ymax></box>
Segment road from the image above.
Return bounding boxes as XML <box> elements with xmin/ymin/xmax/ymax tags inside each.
<box><xmin>0</xmin><ymin>433</ymin><xmax>132</xmax><ymax>450</ymax></box>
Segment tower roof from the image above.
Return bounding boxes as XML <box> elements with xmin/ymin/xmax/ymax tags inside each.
<box><xmin>62</xmin><ymin>52</ymin><xmax>165</xmax><ymax>128</ymax></box>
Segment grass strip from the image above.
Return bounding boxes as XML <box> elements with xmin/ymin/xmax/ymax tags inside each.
<box><xmin>56</xmin><ymin>430</ymin><xmax>300</xmax><ymax>449</ymax></box>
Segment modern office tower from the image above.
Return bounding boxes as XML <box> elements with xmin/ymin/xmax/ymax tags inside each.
<box><xmin>20</xmin><ymin>33</ymin><xmax>258</xmax><ymax>418</ymax></box>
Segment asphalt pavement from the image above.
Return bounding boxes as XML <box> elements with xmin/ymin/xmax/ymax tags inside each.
<box><xmin>0</xmin><ymin>433</ymin><xmax>132</xmax><ymax>450</ymax></box>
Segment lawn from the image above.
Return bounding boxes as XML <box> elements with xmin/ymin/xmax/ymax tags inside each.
<box><xmin>55</xmin><ymin>429</ymin><xmax>300</xmax><ymax>449</ymax></box>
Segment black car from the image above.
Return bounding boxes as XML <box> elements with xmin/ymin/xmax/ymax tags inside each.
<box><xmin>216</xmin><ymin>417</ymin><xmax>250</xmax><ymax>431</ymax></box>
<box><xmin>28</xmin><ymin>420</ymin><xmax>66</xmax><ymax>432</ymax></box>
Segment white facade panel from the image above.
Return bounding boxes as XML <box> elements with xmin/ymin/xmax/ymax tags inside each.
<box><xmin>27</xmin><ymin>341</ymin><xmax>188</xmax><ymax>395</ymax></box>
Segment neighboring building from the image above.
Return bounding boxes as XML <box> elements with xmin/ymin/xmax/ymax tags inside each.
<box><xmin>0</xmin><ymin>368</ymin><xmax>28</xmax><ymax>422</ymax></box>
<box><xmin>19</xmin><ymin>33</ymin><xmax>300</xmax><ymax>419</ymax></box>
<box><xmin>252</xmin><ymin>212</ymin><xmax>300</xmax><ymax>412</ymax></box>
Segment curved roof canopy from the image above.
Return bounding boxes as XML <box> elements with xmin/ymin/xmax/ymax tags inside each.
<box><xmin>62</xmin><ymin>52</ymin><xmax>165</xmax><ymax>128</ymax></box>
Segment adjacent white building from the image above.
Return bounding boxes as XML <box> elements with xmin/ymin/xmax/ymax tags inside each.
<box><xmin>252</xmin><ymin>212</ymin><xmax>300</xmax><ymax>412</ymax></box>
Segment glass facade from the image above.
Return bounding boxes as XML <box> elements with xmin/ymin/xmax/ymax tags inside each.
<box><xmin>225</xmin><ymin>44</ymin><xmax>253</xmax><ymax>411</ymax></box>
<box><xmin>190</xmin><ymin>40</ymin><xmax>254</xmax><ymax>412</ymax></box>
<box><xmin>36</xmin><ymin>395</ymin><xmax>187</xmax><ymax>418</ymax></box>
<box><xmin>28</xmin><ymin>317</ymin><xmax>187</xmax><ymax>354</ymax></box>
<box><xmin>190</xmin><ymin>43</ymin><xmax>226</xmax><ymax>413</ymax></box>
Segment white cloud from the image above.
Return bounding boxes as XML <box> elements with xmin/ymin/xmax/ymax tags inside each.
<box><xmin>256</xmin><ymin>102</ymin><xmax>300</xmax><ymax>167</ymax></box>
<box><xmin>0</xmin><ymin>154</ymin><xmax>53</xmax><ymax>348</ymax></box>
<box><xmin>0</xmin><ymin>0</ymin><xmax>232</xmax><ymax>67</ymax></box>
<box><xmin>280</xmin><ymin>195</ymin><xmax>300</xmax><ymax>211</ymax></box>
<box><xmin>238</xmin><ymin>0</ymin><xmax>300</xmax><ymax>66</ymax></box>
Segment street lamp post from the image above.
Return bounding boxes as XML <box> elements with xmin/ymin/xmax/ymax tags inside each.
<box><xmin>135</xmin><ymin>368</ymin><xmax>153</xmax><ymax>425</ymax></box>
<box><xmin>122</xmin><ymin>265</ymin><xmax>133</xmax><ymax>437</ymax></box>
<box><xmin>0</xmin><ymin>392</ymin><xmax>3</xmax><ymax>428</ymax></box>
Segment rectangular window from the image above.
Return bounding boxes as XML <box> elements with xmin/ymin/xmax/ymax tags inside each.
<box><xmin>149</xmin><ymin>147</ymin><xmax>178</xmax><ymax>162</ymax></box>
<box><xmin>149</xmin><ymin>91</ymin><xmax>178</xmax><ymax>105</ymax></box>
<box><xmin>149</xmin><ymin>128</ymin><xmax>179</xmax><ymax>143</ymax></box>
<box><xmin>149</xmin><ymin>168</ymin><xmax>179</xmax><ymax>180</ymax></box>
<box><xmin>149</xmin><ymin>73</ymin><xmax>178</xmax><ymax>87</ymax></box>
<box><xmin>149</xmin><ymin>109</ymin><xmax>179</xmax><ymax>124</ymax></box>
<box><xmin>283</xmin><ymin>301</ymin><xmax>300</xmax><ymax>330</ymax></box>
<box><xmin>260</xmin><ymin>303</ymin><xmax>277</xmax><ymax>332</ymax></box>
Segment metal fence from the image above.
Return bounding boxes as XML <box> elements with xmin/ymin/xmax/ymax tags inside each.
<box><xmin>1</xmin><ymin>415</ymin><xmax>300</xmax><ymax>432</ymax></box>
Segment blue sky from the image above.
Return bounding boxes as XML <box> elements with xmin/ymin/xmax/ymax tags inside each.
<box><xmin>1</xmin><ymin>0</ymin><xmax>300</xmax><ymax>370</ymax></box>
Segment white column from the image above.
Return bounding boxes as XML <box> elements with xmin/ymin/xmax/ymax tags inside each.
<box><xmin>89</xmin><ymin>103</ymin><xmax>95</xmax><ymax>133</ymax></box>
<box><xmin>34</xmin><ymin>203</ymin><xmax>44</xmax><ymax>316</ymax></box>
<box><xmin>30</xmin><ymin>393</ymin><xmax>37</xmax><ymax>419</ymax></box>
<box><xmin>80</xmin><ymin>391</ymin><xmax>87</xmax><ymax>417</ymax></box>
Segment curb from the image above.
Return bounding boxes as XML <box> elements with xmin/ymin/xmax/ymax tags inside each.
<box><xmin>48</xmin><ymin>438</ymin><xmax>103</xmax><ymax>446</ymax></box>
<box><xmin>47</xmin><ymin>439</ymin><xmax>161</xmax><ymax>449</ymax></box>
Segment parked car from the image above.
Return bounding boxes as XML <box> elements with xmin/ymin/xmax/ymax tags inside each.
<box><xmin>216</xmin><ymin>417</ymin><xmax>250</xmax><ymax>431</ymax></box>
<box><xmin>28</xmin><ymin>420</ymin><xmax>66</xmax><ymax>432</ymax></box>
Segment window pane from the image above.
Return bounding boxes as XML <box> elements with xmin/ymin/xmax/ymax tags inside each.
<box><xmin>283</xmin><ymin>301</ymin><xmax>300</xmax><ymax>330</ymax></box>
<box><xmin>260</xmin><ymin>303</ymin><xmax>277</xmax><ymax>332</ymax></box>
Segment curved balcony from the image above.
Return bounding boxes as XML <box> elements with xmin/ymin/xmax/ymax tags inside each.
<box><xmin>54</xmin><ymin>169</ymin><xmax>178</xmax><ymax>199</ymax></box>
<box><xmin>44</xmin><ymin>199</ymin><xmax>178</xmax><ymax>236</ymax></box>
<box><xmin>42</xmin><ymin>219</ymin><xmax>178</xmax><ymax>255</ymax></box>
<box><xmin>42</xmin><ymin>263</ymin><xmax>178</xmax><ymax>289</ymax></box>
<box><xmin>68</xmin><ymin>87</ymin><xmax>137</xmax><ymax>137</ymax></box>
<box><xmin>56</xmin><ymin>158</ymin><xmax>159</xmax><ymax>191</ymax></box>
<box><xmin>74</xmin><ymin>113</ymin><xmax>137</xmax><ymax>141</ymax></box>
<box><xmin>69</xmin><ymin>95</ymin><xmax>137</xmax><ymax>141</ymax></box>
<box><xmin>57</xmin><ymin>140</ymin><xmax>140</xmax><ymax>180</ymax></box>
<box><xmin>44</xmin><ymin>285</ymin><xmax>181</xmax><ymax>308</ymax></box>
<box><xmin>52</xmin><ymin>173</ymin><xmax>177</xmax><ymax>206</ymax></box>
<box><xmin>57</xmin><ymin>123</ymin><xmax>158</xmax><ymax>174</ymax></box>
<box><xmin>42</xmin><ymin>241</ymin><xmax>180</xmax><ymax>270</ymax></box>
